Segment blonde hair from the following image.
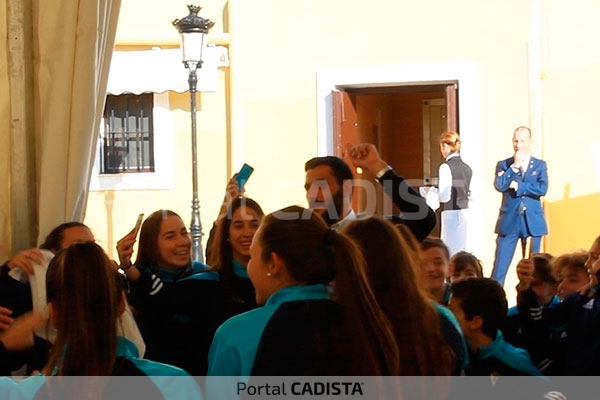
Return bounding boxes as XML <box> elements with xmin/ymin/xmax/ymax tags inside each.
<box><xmin>439</xmin><ymin>131</ymin><xmax>462</xmax><ymax>153</ymax></box>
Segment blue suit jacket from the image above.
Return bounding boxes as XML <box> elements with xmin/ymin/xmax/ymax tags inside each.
<box><xmin>494</xmin><ymin>156</ymin><xmax>548</xmax><ymax>236</ymax></box>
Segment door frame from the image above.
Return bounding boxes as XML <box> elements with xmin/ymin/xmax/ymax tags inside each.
<box><xmin>316</xmin><ymin>61</ymin><xmax>483</xmax><ymax>251</ymax></box>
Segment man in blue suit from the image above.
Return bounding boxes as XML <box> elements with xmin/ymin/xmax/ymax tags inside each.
<box><xmin>491</xmin><ymin>126</ymin><xmax>548</xmax><ymax>285</ymax></box>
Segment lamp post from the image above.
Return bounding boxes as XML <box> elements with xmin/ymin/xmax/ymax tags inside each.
<box><xmin>173</xmin><ymin>5</ymin><xmax>214</xmax><ymax>262</ymax></box>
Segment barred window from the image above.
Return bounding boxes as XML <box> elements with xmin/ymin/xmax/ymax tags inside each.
<box><xmin>100</xmin><ymin>93</ymin><xmax>155</xmax><ymax>174</ymax></box>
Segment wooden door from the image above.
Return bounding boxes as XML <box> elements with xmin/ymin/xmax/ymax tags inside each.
<box><xmin>331</xmin><ymin>84</ymin><xmax>459</xmax><ymax>223</ymax></box>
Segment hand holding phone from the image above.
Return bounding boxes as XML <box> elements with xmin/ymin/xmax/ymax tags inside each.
<box><xmin>133</xmin><ymin>213</ymin><xmax>144</xmax><ymax>237</ymax></box>
<box><xmin>235</xmin><ymin>163</ymin><xmax>254</xmax><ymax>190</ymax></box>
<box><xmin>116</xmin><ymin>213</ymin><xmax>144</xmax><ymax>270</ymax></box>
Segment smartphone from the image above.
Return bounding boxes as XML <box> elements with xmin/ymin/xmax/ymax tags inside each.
<box><xmin>133</xmin><ymin>213</ymin><xmax>144</xmax><ymax>236</ymax></box>
<box><xmin>235</xmin><ymin>163</ymin><xmax>254</xmax><ymax>189</ymax></box>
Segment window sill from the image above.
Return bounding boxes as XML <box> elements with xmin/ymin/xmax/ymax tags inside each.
<box><xmin>89</xmin><ymin>171</ymin><xmax>173</xmax><ymax>191</ymax></box>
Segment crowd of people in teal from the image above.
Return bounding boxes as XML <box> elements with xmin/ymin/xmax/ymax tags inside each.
<box><xmin>0</xmin><ymin>139</ymin><xmax>598</xmax><ymax>400</ymax></box>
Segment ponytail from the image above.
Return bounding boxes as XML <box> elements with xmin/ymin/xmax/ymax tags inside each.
<box><xmin>329</xmin><ymin>231</ymin><xmax>400</xmax><ymax>375</ymax></box>
<box><xmin>259</xmin><ymin>207</ymin><xmax>400</xmax><ymax>375</ymax></box>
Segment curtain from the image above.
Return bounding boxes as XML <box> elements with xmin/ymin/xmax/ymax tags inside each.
<box><xmin>34</xmin><ymin>0</ymin><xmax>121</xmax><ymax>243</ymax></box>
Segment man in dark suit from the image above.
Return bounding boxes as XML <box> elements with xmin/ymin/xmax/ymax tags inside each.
<box><xmin>305</xmin><ymin>144</ymin><xmax>437</xmax><ymax>241</ymax></box>
<box><xmin>491</xmin><ymin>126</ymin><xmax>548</xmax><ymax>285</ymax></box>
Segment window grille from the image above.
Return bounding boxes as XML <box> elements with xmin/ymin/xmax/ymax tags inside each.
<box><xmin>100</xmin><ymin>93</ymin><xmax>155</xmax><ymax>174</ymax></box>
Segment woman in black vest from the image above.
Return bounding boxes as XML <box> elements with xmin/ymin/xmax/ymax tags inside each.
<box><xmin>422</xmin><ymin>131</ymin><xmax>472</xmax><ymax>256</ymax></box>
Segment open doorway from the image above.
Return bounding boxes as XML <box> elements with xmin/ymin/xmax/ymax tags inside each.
<box><xmin>332</xmin><ymin>83</ymin><xmax>458</xmax><ymax>237</ymax></box>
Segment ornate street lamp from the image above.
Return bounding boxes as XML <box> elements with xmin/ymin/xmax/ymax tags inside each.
<box><xmin>173</xmin><ymin>5</ymin><xmax>215</xmax><ymax>262</ymax></box>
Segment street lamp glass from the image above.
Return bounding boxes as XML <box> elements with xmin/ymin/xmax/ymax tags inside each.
<box><xmin>181</xmin><ymin>31</ymin><xmax>205</xmax><ymax>68</ymax></box>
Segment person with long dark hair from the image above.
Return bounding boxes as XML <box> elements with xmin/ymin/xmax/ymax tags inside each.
<box><xmin>207</xmin><ymin>206</ymin><xmax>400</xmax><ymax>399</ymax></box>
<box><xmin>1</xmin><ymin>222</ymin><xmax>145</xmax><ymax>375</ymax></box>
<box><xmin>117</xmin><ymin>210</ymin><xmax>220</xmax><ymax>375</ymax></box>
<box><xmin>343</xmin><ymin>217</ymin><xmax>465</xmax><ymax>378</ymax></box>
<box><xmin>8</xmin><ymin>242</ymin><xmax>201</xmax><ymax>399</ymax></box>
<box><xmin>206</xmin><ymin>197</ymin><xmax>264</xmax><ymax>318</ymax></box>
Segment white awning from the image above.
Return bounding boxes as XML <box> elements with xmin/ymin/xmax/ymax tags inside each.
<box><xmin>107</xmin><ymin>46</ymin><xmax>227</xmax><ymax>95</ymax></box>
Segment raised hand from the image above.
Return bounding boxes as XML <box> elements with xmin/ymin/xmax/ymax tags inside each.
<box><xmin>513</xmin><ymin>150</ymin><xmax>525</xmax><ymax>169</ymax></box>
<box><xmin>516</xmin><ymin>258</ymin><xmax>535</xmax><ymax>292</ymax></box>
<box><xmin>347</xmin><ymin>143</ymin><xmax>388</xmax><ymax>176</ymax></box>
<box><xmin>218</xmin><ymin>175</ymin><xmax>245</xmax><ymax>218</ymax></box>
<box><xmin>116</xmin><ymin>225</ymin><xmax>139</xmax><ymax>268</ymax></box>
<box><xmin>6</xmin><ymin>247</ymin><xmax>44</xmax><ymax>275</ymax></box>
<box><xmin>225</xmin><ymin>175</ymin><xmax>244</xmax><ymax>203</ymax></box>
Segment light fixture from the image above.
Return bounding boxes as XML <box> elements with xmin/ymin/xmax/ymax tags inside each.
<box><xmin>173</xmin><ymin>5</ymin><xmax>215</xmax><ymax>262</ymax></box>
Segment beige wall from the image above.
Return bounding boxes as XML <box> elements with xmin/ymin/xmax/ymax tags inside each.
<box><xmin>85</xmin><ymin>0</ymin><xmax>230</xmax><ymax>258</ymax></box>
<box><xmin>540</xmin><ymin>1</ymin><xmax>600</xmax><ymax>254</ymax></box>
<box><xmin>83</xmin><ymin>0</ymin><xmax>600</xmax><ymax>300</ymax></box>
